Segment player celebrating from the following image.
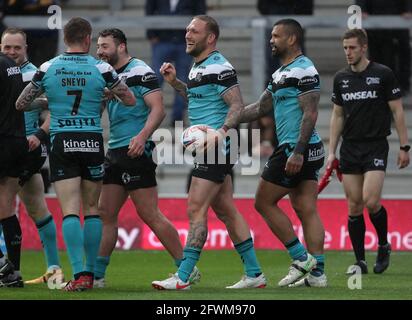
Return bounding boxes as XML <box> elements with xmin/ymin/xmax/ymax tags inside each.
<box><xmin>16</xmin><ymin>17</ymin><xmax>136</xmax><ymax>291</ymax></box>
<box><xmin>152</xmin><ymin>15</ymin><xmax>266</xmax><ymax>290</ymax></box>
<box><xmin>93</xmin><ymin>28</ymin><xmax>199</xmax><ymax>287</ymax></box>
<box><xmin>240</xmin><ymin>19</ymin><xmax>327</xmax><ymax>287</ymax></box>
<box><xmin>1</xmin><ymin>28</ymin><xmax>64</xmax><ymax>286</ymax></box>
<box><xmin>327</xmin><ymin>29</ymin><xmax>410</xmax><ymax>274</ymax></box>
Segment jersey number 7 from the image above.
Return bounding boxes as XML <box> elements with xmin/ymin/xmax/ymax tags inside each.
<box><xmin>67</xmin><ymin>90</ymin><xmax>83</xmax><ymax>116</ymax></box>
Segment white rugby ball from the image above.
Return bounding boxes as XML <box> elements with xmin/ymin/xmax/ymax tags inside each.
<box><xmin>181</xmin><ymin>124</ymin><xmax>215</xmax><ymax>153</ymax></box>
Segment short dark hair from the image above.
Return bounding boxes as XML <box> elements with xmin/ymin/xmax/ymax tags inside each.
<box><xmin>342</xmin><ymin>28</ymin><xmax>368</xmax><ymax>46</ymax></box>
<box><xmin>193</xmin><ymin>15</ymin><xmax>220</xmax><ymax>41</ymax></box>
<box><xmin>1</xmin><ymin>27</ymin><xmax>27</xmax><ymax>42</ymax></box>
<box><xmin>274</xmin><ymin>19</ymin><xmax>304</xmax><ymax>48</ymax></box>
<box><xmin>64</xmin><ymin>17</ymin><xmax>92</xmax><ymax>45</ymax></box>
<box><xmin>99</xmin><ymin>28</ymin><xmax>128</xmax><ymax>47</ymax></box>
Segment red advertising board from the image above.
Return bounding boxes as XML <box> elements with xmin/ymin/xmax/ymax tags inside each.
<box><xmin>18</xmin><ymin>197</ymin><xmax>412</xmax><ymax>251</ymax></box>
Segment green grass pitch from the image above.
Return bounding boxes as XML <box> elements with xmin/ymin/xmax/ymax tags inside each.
<box><xmin>0</xmin><ymin>250</ymin><xmax>411</xmax><ymax>300</ymax></box>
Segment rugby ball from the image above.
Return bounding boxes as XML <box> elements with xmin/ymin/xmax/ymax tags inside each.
<box><xmin>181</xmin><ymin>124</ymin><xmax>215</xmax><ymax>153</ymax></box>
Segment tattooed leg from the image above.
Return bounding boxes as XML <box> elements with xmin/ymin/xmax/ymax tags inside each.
<box><xmin>186</xmin><ymin>221</ymin><xmax>208</xmax><ymax>249</ymax></box>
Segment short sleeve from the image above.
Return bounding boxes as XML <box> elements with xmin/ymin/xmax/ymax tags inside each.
<box><xmin>331</xmin><ymin>74</ymin><xmax>343</xmax><ymax>106</ymax></box>
<box><xmin>382</xmin><ymin>68</ymin><xmax>402</xmax><ymax>101</ymax></box>
<box><xmin>31</xmin><ymin>61</ymin><xmax>50</xmax><ymax>89</ymax></box>
<box><xmin>127</xmin><ymin>65</ymin><xmax>160</xmax><ymax>97</ymax></box>
<box><xmin>215</xmin><ymin>65</ymin><xmax>239</xmax><ymax>96</ymax></box>
<box><xmin>0</xmin><ymin>60</ymin><xmax>6</xmax><ymax>84</ymax></box>
<box><xmin>96</xmin><ymin>61</ymin><xmax>120</xmax><ymax>89</ymax></box>
<box><xmin>266</xmin><ymin>78</ymin><xmax>273</xmax><ymax>93</ymax></box>
<box><xmin>295</xmin><ymin>66</ymin><xmax>320</xmax><ymax>96</ymax></box>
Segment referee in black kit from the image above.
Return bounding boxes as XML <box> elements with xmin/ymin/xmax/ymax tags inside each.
<box><xmin>0</xmin><ymin>51</ymin><xmax>26</xmax><ymax>287</ymax></box>
<box><xmin>327</xmin><ymin>29</ymin><xmax>410</xmax><ymax>274</ymax></box>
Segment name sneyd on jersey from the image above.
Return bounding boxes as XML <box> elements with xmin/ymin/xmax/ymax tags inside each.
<box><xmin>31</xmin><ymin>53</ymin><xmax>119</xmax><ymax>136</ymax></box>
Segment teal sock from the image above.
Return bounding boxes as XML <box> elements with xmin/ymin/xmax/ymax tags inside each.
<box><xmin>174</xmin><ymin>258</ymin><xmax>183</xmax><ymax>268</ymax></box>
<box><xmin>94</xmin><ymin>256</ymin><xmax>110</xmax><ymax>279</ymax></box>
<box><xmin>62</xmin><ymin>215</ymin><xmax>84</xmax><ymax>275</ymax></box>
<box><xmin>310</xmin><ymin>254</ymin><xmax>325</xmax><ymax>276</ymax></box>
<box><xmin>234</xmin><ymin>238</ymin><xmax>262</xmax><ymax>278</ymax></box>
<box><xmin>285</xmin><ymin>237</ymin><xmax>308</xmax><ymax>261</ymax></box>
<box><xmin>35</xmin><ymin>214</ymin><xmax>60</xmax><ymax>268</ymax></box>
<box><xmin>83</xmin><ymin>215</ymin><xmax>102</xmax><ymax>273</ymax></box>
<box><xmin>178</xmin><ymin>247</ymin><xmax>201</xmax><ymax>283</ymax></box>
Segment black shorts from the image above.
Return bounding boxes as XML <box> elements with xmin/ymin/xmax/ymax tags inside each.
<box><xmin>191</xmin><ymin>143</ymin><xmax>237</xmax><ymax>184</ymax></box>
<box><xmin>339</xmin><ymin>139</ymin><xmax>389</xmax><ymax>174</ymax></box>
<box><xmin>103</xmin><ymin>144</ymin><xmax>157</xmax><ymax>190</ymax></box>
<box><xmin>262</xmin><ymin>142</ymin><xmax>325</xmax><ymax>188</ymax></box>
<box><xmin>19</xmin><ymin>142</ymin><xmax>48</xmax><ymax>186</ymax></box>
<box><xmin>0</xmin><ymin>136</ymin><xmax>29</xmax><ymax>179</ymax></box>
<box><xmin>49</xmin><ymin>132</ymin><xmax>105</xmax><ymax>182</ymax></box>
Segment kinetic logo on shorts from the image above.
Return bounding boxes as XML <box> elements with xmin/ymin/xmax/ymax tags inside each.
<box><xmin>63</xmin><ymin>139</ymin><xmax>100</xmax><ymax>152</ymax></box>
<box><xmin>308</xmin><ymin>144</ymin><xmax>325</xmax><ymax>162</ymax></box>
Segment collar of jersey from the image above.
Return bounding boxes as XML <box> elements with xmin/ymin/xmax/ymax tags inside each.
<box><xmin>116</xmin><ymin>57</ymin><xmax>135</xmax><ymax>73</ymax></box>
<box><xmin>194</xmin><ymin>50</ymin><xmax>219</xmax><ymax>67</ymax></box>
<box><xmin>63</xmin><ymin>52</ymin><xmax>89</xmax><ymax>55</ymax></box>
<box><xmin>279</xmin><ymin>53</ymin><xmax>304</xmax><ymax>71</ymax></box>
<box><xmin>20</xmin><ymin>60</ymin><xmax>30</xmax><ymax>69</ymax></box>
<box><xmin>348</xmin><ymin>61</ymin><xmax>372</xmax><ymax>75</ymax></box>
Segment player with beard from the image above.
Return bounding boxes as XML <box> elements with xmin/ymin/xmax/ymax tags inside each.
<box><xmin>240</xmin><ymin>19</ymin><xmax>327</xmax><ymax>288</ymax></box>
<box><xmin>328</xmin><ymin>29</ymin><xmax>409</xmax><ymax>274</ymax></box>
<box><xmin>93</xmin><ymin>28</ymin><xmax>200</xmax><ymax>288</ymax></box>
<box><xmin>152</xmin><ymin>15</ymin><xmax>266</xmax><ymax>290</ymax></box>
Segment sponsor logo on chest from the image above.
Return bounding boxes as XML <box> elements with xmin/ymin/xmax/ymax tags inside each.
<box><xmin>341</xmin><ymin>90</ymin><xmax>378</xmax><ymax>101</ymax></box>
<box><xmin>366</xmin><ymin>77</ymin><xmax>380</xmax><ymax>85</ymax></box>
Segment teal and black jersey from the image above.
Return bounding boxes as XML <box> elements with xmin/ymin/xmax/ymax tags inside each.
<box><xmin>20</xmin><ymin>61</ymin><xmax>41</xmax><ymax>136</ymax></box>
<box><xmin>107</xmin><ymin>58</ymin><xmax>160</xmax><ymax>149</ymax></box>
<box><xmin>267</xmin><ymin>54</ymin><xmax>321</xmax><ymax>146</ymax></box>
<box><xmin>31</xmin><ymin>53</ymin><xmax>120</xmax><ymax>136</ymax></box>
<box><xmin>187</xmin><ymin>50</ymin><xmax>238</xmax><ymax>129</ymax></box>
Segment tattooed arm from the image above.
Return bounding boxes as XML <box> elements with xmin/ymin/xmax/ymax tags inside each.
<box><xmin>285</xmin><ymin>91</ymin><xmax>320</xmax><ymax>175</ymax></box>
<box><xmin>16</xmin><ymin>82</ymin><xmax>44</xmax><ymax>111</ymax></box>
<box><xmin>221</xmin><ymin>85</ymin><xmax>244</xmax><ymax>130</ymax></box>
<box><xmin>110</xmin><ymin>81</ymin><xmax>136</xmax><ymax>106</ymax></box>
<box><xmin>159</xmin><ymin>62</ymin><xmax>188</xmax><ymax>103</ymax></box>
<box><xmin>200</xmin><ymin>85</ymin><xmax>245</xmax><ymax>152</ymax></box>
<box><xmin>239</xmin><ymin>89</ymin><xmax>273</xmax><ymax>123</ymax></box>
<box><xmin>170</xmin><ymin>78</ymin><xmax>188</xmax><ymax>102</ymax></box>
<box><xmin>295</xmin><ymin>91</ymin><xmax>320</xmax><ymax>153</ymax></box>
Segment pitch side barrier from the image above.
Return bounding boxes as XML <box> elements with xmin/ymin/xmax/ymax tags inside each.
<box><xmin>11</xmin><ymin>194</ymin><xmax>412</xmax><ymax>251</ymax></box>
<box><xmin>5</xmin><ymin>15</ymin><xmax>412</xmax><ymax>101</ymax></box>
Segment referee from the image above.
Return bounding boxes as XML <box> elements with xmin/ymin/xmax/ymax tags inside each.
<box><xmin>0</xmin><ymin>51</ymin><xmax>26</xmax><ymax>287</ymax></box>
<box><xmin>327</xmin><ymin>29</ymin><xmax>410</xmax><ymax>274</ymax></box>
